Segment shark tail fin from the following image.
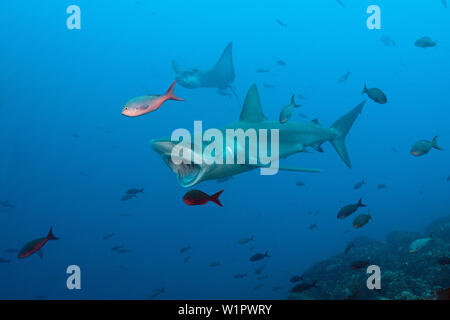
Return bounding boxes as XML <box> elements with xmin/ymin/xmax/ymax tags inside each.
<box><xmin>210</xmin><ymin>190</ymin><xmax>224</xmax><ymax>207</ymax></box>
<box><xmin>432</xmin><ymin>135</ymin><xmax>443</xmax><ymax>150</ymax></box>
<box><xmin>330</xmin><ymin>101</ymin><xmax>366</xmax><ymax>169</ymax></box>
<box><xmin>165</xmin><ymin>81</ymin><xmax>184</xmax><ymax>101</ymax></box>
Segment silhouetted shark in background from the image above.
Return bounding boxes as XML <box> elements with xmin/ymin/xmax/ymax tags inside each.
<box><xmin>151</xmin><ymin>85</ymin><xmax>366</xmax><ymax>188</ymax></box>
<box><xmin>172</xmin><ymin>42</ymin><xmax>235</xmax><ymax>90</ymax></box>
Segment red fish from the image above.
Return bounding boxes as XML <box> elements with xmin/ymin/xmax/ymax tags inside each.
<box><xmin>350</xmin><ymin>260</ymin><xmax>370</xmax><ymax>270</ymax></box>
<box><xmin>18</xmin><ymin>227</ymin><xmax>59</xmax><ymax>259</ymax></box>
<box><xmin>183</xmin><ymin>190</ymin><xmax>224</xmax><ymax>207</ymax></box>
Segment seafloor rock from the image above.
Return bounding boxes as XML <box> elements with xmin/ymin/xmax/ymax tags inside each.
<box><xmin>288</xmin><ymin>216</ymin><xmax>450</xmax><ymax>300</ymax></box>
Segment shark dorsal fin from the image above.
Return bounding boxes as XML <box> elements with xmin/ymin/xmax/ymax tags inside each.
<box><xmin>239</xmin><ymin>85</ymin><xmax>267</xmax><ymax>122</ymax></box>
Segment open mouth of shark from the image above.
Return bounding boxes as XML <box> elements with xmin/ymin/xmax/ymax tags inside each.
<box><xmin>161</xmin><ymin>155</ymin><xmax>204</xmax><ymax>188</ymax></box>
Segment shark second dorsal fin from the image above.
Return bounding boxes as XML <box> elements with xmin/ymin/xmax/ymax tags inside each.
<box><xmin>239</xmin><ymin>85</ymin><xmax>267</xmax><ymax>122</ymax></box>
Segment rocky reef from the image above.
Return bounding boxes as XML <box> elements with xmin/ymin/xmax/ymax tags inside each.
<box><xmin>288</xmin><ymin>216</ymin><xmax>450</xmax><ymax>300</ymax></box>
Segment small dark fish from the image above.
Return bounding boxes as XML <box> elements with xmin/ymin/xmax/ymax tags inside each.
<box><xmin>344</xmin><ymin>242</ymin><xmax>355</xmax><ymax>254</ymax></box>
<box><xmin>308</xmin><ymin>224</ymin><xmax>317</xmax><ymax>231</ymax></box>
<box><xmin>112</xmin><ymin>245</ymin><xmax>124</xmax><ymax>252</ymax></box>
<box><xmin>442</xmin><ymin>0</ymin><xmax>448</xmax><ymax>9</ymax></box>
<box><xmin>0</xmin><ymin>258</ymin><xmax>10</xmax><ymax>264</ymax></box>
<box><xmin>209</xmin><ymin>261</ymin><xmax>220</xmax><ymax>267</ymax></box>
<box><xmin>337</xmin><ymin>198</ymin><xmax>367</xmax><ymax>219</ymax></box>
<box><xmin>117</xmin><ymin>249</ymin><xmax>131</xmax><ymax>254</ymax></box>
<box><xmin>362</xmin><ymin>84</ymin><xmax>387</xmax><ymax>104</ymax></box>
<box><xmin>103</xmin><ymin>233</ymin><xmax>115</xmax><ymax>240</ymax></box>
<box><xmin>125</xmin><ymin>188</ymin><xmax>144</xmax><ymax>195</ymax></box>
<box><xmin>72</xmin><ymin>133</ymin><xmax>80</xmax><ymax>138</ymax></box>
<box><xmin>279</xmin><ymin>95</ymin><xmax>301</xmax><ymax>124</ymax></box>
<box><xmin>120</xmin><ymin>194</ymin><xmax>136</xmax><ymax>201</ymax></box>
<box><xmin>411</xmin><ymin>136</ymin><xmax>442</xmax><ymax>156</ymax></box>
<box><xmin>238</xmin><ymin>236</ymin><xmax>254</xmax><ymax>245</ymax></box>
<box><xmin>438</xmin><ymin>257</ymin><xmax>450</xmax><ymax>265</ymax></box>
<box><xmin>0</xmin><ymin>200</ymin><xmax>14</xmax><ymax>208</ymax></box>
<box><xmin>353</xmin><ymin>213</ymin><xmax>372</xmax><ymax>229</ymax></box>
<box><xmin>338</xmin><ymin>69</ymin><xmax>352</xmax><ymax>83</ymax></box>
<box><xmin>276</xmin><ymin>19</ymin><xmax>287</xmax><ymax>27</ymax></box>
<box><xmin>298</xmin><ymin>113</ymin><xmax>308</xmax><ymax>119</ymax></box>
<box><xmin>263</xmin><ymin>83</ymin><xmax>276</xmax><ymax>89</ymax></box>
<box><xmin>273</xmin><ymin>56</ymin><xmax>286</xmax><ymax>66</ymax></box>
<box><xmin>392</xmin><ymin>147</ymin><xmax>398</xmax><ymax>152</ymax></box>
<box><xmin>254</xmin><ymin>264</ymin><xmax>266</xmax><ymax>275</ymax></box>
<box><xmin>414</xmin><ymin>36</ymin><xmax>437</xmax><ymax>48</ymax></box>
<box><xmin>256</xmin><ymin>68</ymin><xmax>270</xmax><ymax>73</ymax></box>
<box><xmin>447</xmin><ymin>176</ymin><xmax>450</xmax><ymax>182</ymax></box>
<box><xmin>377</xmin><ymin>183</ymin><xmax>387</xmax><ymax>190</ymax></box>
<box><xmin>290</xmin><ymin>275</ymin><xmax>303</xmax><ymax>283</ymax></box>
<box><xmin>380</xmin><ymin>35</ymin><xmax>396</xmax><ymax>47</ymax></box>
<box><xmin>272</xmin><ymin>286</ymin><xmax>283</xmax><ymax>291</ymax></box>
<box><xmin>353</xmin><ymin>178</ymin><xmax>365</xmax><ymax>190</ymax></box>
<box><xmin>291</xmin><ymin>281</ymin><xmax>317</xmax><ymax>293</ymax></box>
<box><xmin>183</xmin><ymin>256</ymin><xmax>191</xmax><ymax>263</ymax></box>
<box><xmin>183</xmin><ymin>190</ymin><xmax>224</xmax><ymax>207</ymax></box>
<box><xmin>295</xmin><ymin>181</ymin><xmax>306</xmax><ymax>187</ymax></box>
<box><xmin>179</xmin><ymin>245</ymin><xmax>191</xmax><ymax>254</ymax></box>
<box><xmin>148</xmin><ymin>288</ymin><xmax>165</xmax><ymax>300</ymax></box>
<box><xmin>5</xmin><ymin>249</ymin><xmax>18</xmax><ymax>254</ymax></box>
<box><xmin>296</xmin><ymin>94</ymin><xmax>308</xmax><ymax>101</ymax></box>
<box><xmin>350</xmin><ymin>260</ymin><xmax>370</xmax><ymax>270</ymax></box>
<box><xmin>253</xmin><ymin>284</ymin><xmax>264</xmax><ymax>291</ymax></box>
<box><xmin>234</xmin><ymin>273</ymin><xmax>247</xmax><ymax>279</ymax></box>
<box><xmin>250</xmin><ymin>251</ymin><xmax>270</xmax><ymax>262</ymax></box>
<box><xmin>249</xmin><ymin>246</ymin><xmax>255</xmax><ymax>251</ymax></box>
<box><xmin>257</xmin><ymin>275</ymin><xmax>268</xmax><ymax>281</ymax></box>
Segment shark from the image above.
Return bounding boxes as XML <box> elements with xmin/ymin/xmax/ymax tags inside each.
<box><xmin>172</xmin><ymin>42</ymin><xmax>235</xmax><ymax>90</ymax></box>
<box><xmin>151</xmin><ymin>84</ymin><xmax>366</xmax><ymax>188</ymax></box>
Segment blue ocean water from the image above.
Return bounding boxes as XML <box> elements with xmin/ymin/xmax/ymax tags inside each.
<box><xmin>0</xmin><ymin>0</ymin><xmax>449</xmax><ymax>299</ymax></box>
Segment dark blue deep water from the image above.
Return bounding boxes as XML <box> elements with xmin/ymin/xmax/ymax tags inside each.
<box><xmin>0</xmin><ymin>0</ymin><xmax>449</xmax><ymax>299</ymax></box>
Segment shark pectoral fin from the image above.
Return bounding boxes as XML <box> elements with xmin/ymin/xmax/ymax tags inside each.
<box><xmin>38</xmin><ymin>249</ymin><xmax>44</xmax><ymax>260</ymax></box>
